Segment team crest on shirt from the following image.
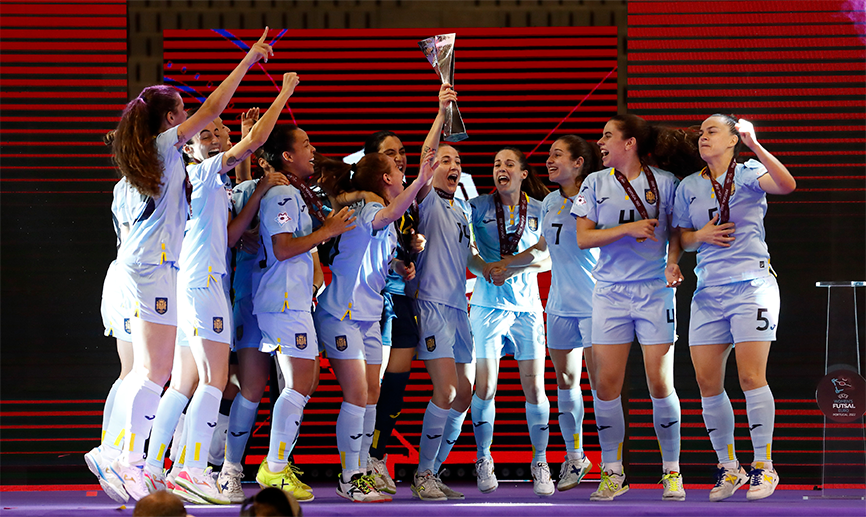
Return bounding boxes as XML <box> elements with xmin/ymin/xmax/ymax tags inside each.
<box><xmin>335</xmin><ymin>335</ymin><xmax>348</xmax><ymax>351</ymax></box>
<box><xmin>528</xmin><ymin>217</ymin><xmax>538</xmax><ymax>231</ymax></box>
<box><xmin>295</xmin><ymin>333</ymin><xmax>308</xmax><ymax>350</ymax></box>
<box><xmin>155</xmin><ymin>297</ymin><xmax>168</xmax><ymax>315</ymax></box>
<box><xmin>213</xmin><ymin>317</ymin><xmax>224</xmax><ymax>334</ymax></box>
<box><xmin>425</xmin><ymin>336</ymin><xmax>436</xmax><ymax>352</ymax></box>
<box><xmin>236</xmin><ymin>325</ymin><xmax>244</xmax><ymax>340</ymax></box>
<box><xmin>276</xmin><ymin>211</ymin><xmax>291</xmax><ymax>226</ymax></box>
<box><xmin>123</xmin><ymin>318</ymin><xmax>131</xmax><ymax>334</ymax></box>
<box><xmin>644</xmin><ymin>188</ymin><xmax>657</xmax><ymax>205</ymax></box>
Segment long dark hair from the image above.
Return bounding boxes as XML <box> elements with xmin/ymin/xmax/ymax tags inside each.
<box><xmin>363</xmin><ymin>130</ymin><xmax>399</xmax><ymax>155</ymax></box>
<box><xmin>260</xmin><ymin>124</ymin><xmax>300</xmax><ymax>172</ymax></box>
<box><xmin>314</xmin><ymin>153</ymin><xmax>352</xmax><ymax>198</ymax></box>
<box><xmin>496</xmin><ymin>146</ymin><xmax>549</xmax><ymax>201</ymax></box>
<box><xmin>707</xmin><ymin>113</ymin><xmax>744</xmax><ymax>159</ymax></box>
<box><xmin>112</xmin><ymin>85</ymin><xmax>179</xmax><ymax>197</ymax></box>
<box><xmin>609</xmin><ymin>114</ymin><xmax>704</xmax><ymax>177</ymax></box>
<box><xmin>315</xmin><ymin>152</ymin><xmax>394</xmax><ymax>202</ymax></box>
<box><xmin>555</xmin><ymin>135</ymin><xmax>602</xmax><ymax>190</ymax></box>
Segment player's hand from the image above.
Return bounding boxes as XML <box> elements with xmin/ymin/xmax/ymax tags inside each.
<box><xmin>237</xmin><ymin>228</ymin><xmax>260</xmax><ymax>255</ymax></box>
<box><xmin>665</xmin><ymin>262</ymin><xmax>683</xmax><ymax>288</ymax></box>
<box><xmin>482</xmin><ymin>258</ymin><xmax>511</xmax><ymax>283</ymax></box>
<box><xmin>245</xmin><ymin>27</ymin><xmax>274</xmax><ymax>65</ymax></box>
<box><xmin>417</xmin><ymin>149</ymin><xmax>438</xmax><ymax>185</ymax></box>
<box><xmin>241</xmin><ymin>107</ymin><xmax>259</xmax><ymax>138</ymax></box>
<box><xmin>322</xmin><ymin>206</ymin><xmax>357</xmax><ymax>239</ymax></box>
<box><xmin>627</xmin><ymin>219</ymin><xmax>659</xmax><ymax>242</ymax></box>
<box><xmin>394</xmin><ymin>260</ymin><xmax>416</xmax><ymax>281</ymax></box>
<box><xmin>488</xmin><ymin>266</ymin><xmax>513</xmax><ymax>286</ymax></box>
<box><xmin>408</xmin><ymin>230</ymin><xmax>426</xmax><ymax>253</ymax></box>
<box><xmin>439</xmin><ymin>82</ymin><xmax>457</xmax><ymax>113</ymax></box>
<box><xmin>735</xmin><ymin>118</ymin><xmax>758</xmax><ymax>149</ymax></box>
<box><xmin>281</xmin><ymin>72</ymin><xmax>300</xmax><ymax>97</ymax></box>
<box><xmin>697</xmin><ymin>213</ymin><xmax>735</xmax><ymax>247</ymax></box>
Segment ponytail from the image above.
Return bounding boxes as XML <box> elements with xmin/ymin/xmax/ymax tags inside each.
<box><xmin>609</xmin><ymin>114</ymin><xmax>703</xmax><ymax>178</ymax></box>
<box><xmin>313</xmin><ymin>153</ymin><xmax>353</xmax><ymax>198</ymax></box>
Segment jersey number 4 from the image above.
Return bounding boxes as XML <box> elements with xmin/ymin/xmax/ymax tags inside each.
<box><xmin>456</xmin><ymin>223</ymin><xmax>470</xmax><ymax>244</ymax></box>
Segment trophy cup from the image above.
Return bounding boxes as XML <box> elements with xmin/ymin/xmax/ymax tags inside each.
<box><xmin>418</xmin><ymin>33</ymin><xmax>468</xmax><ymax>142</ymax></box>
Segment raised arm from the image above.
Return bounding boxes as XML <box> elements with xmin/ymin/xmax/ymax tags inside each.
<box><xmin>418</xmin><ymin>83</ymin><xmax>457</xmax><ymax>201</ymax></box>
<box><xmin>736</xmin><ymin>120</ymin><xmax>796</xmax><ymax>195</ymax></box>
<box><xmin>372</xmin><ymin>149</ymin><xmax>437</xmax><ymax>230</ymax></box>
<box><xmin>175</xmin><ymin>28</ymin><xmax>273</xmax><ymax>145</ymax></box>
<box><xmin>234</xmin><ymin>107</ymin><xmax>260</xmax><ymax>182</ymax></box>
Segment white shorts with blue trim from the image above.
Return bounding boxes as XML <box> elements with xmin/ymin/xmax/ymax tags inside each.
<box><xmin>689</xmin><ymin>275</ymin><xmax>779</xmax><ymax>346</ymax></box>
<box><xmin>232</xmin><ymin>295</ymin><xmax>263</xmax><ymax>351</ymax></box>
<box><xmin>547</xmin><ymin>314</ymin><xmax>592</xmax><ymax>350</ymax></box>
<box><xmin>258</xmin><ymin>310</ymin><xmax>318</xmax><ymax>359</ymax></box>
<box><xmin>415</xmin><ymin>299</ymin><xmax>474</xmax><ymax>364</ymax></box>
<box><xmin>592</xmin><ymin>278</ymin><xmax>675</xmax><ymax>346</ymax></box>
<box><xmin>120</xmin><ymin>261</ymin><xmax>178</xmax><ymax>326</ymax></box>
<box><xmin>315</xmin><ymin>309</ymin><xmax>382</xmax><ymax>364</ymax></box>
<box><xmin>101</xmin><ymin>261</ymin><xmax>133</xmax><ymax>341</ymax></box>
<box><xmin>470</xmin><ymin>305</ymin><xmax>545</xmax><ymax>361</ymax></box>
<box><xmin>177</xmin><ymin>278</ymin><xmax>232</xmax><ymax>345</ymax></box>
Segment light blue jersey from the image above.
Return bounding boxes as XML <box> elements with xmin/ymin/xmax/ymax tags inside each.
<box><xmin>409</xmin><ymin>192</ymin><xmax>472</xmax><ymax>311</ymax></box>
<box><xmin>231</xmin><ymin>179</ymin><xmax>260</xmax><ymax>301</ymax></box>
<box><xmin>118</xmin><ymin>125</ymin><xmax>188</xmax><ymax>267</ymax></box>
<box><xmin>571</xmin><ymin>166</ymin><xmax>678</xmax><ymax>285</ymax></box>
<box><xmin>254</xmin><ymin>184</ymin><xmax>315</xmax><ymax>314</ymax></box>
<box><xmin>542</xmin><ymin>190</ymin><xmax>598</xmax><ymax>317</ymax></box>
<box><xmin>469</xmin><ymin>193</ymin><xmax>544</xmax><ymax>311</ymax></box>
<box><xmin>318</xmin><ymin>202</ymin><xmax>397</xmax><ymax>322</ymax></box>
<box><xmin>111</xmin><ymin>178</ymin><xmax>129</xmax><ymax>249</ymax></box>
<box><xmin>673</xmin><ymin>159</ymin><xmax>772</xmax><ymax>290</ymax></box>
<box><xmin>178</xmin><ymin>154</ymin><xmax>231</xmax><ymax>287</ymax></box>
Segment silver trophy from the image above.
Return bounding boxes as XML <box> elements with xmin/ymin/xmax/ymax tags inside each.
<box><xmin>418</xmin><ymin>33</ymin><xmax>468</xmax><ymax>142</ymax></box>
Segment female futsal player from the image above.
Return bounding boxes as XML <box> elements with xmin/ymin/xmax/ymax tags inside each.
<box><xmin>673</xmin><ymin>115</ymin><xmax>795</xmax><ymax>501</ymax></box>
<box><xmin>486</xmin><ymin>135</ymin><xmax>601</xmax><ymax>492</ymax></box>
<box><xmin>468</xmin><ymin>147</ymin><xmax>552</xmax><ymax>496</ymax></box>
<box><xmin>314</xmin><ymin>150</ymin><xmax>435</xmax><ymax>503</ymax></box>
<box><xmin>101</xmin><ymin>28</ymin><xmax>274</xmax><ymax>502</ymax></box>
<box><xmin>573</xmin><ymin>114</ymin><xmax>702</xmax><ymax>501</ymax></box>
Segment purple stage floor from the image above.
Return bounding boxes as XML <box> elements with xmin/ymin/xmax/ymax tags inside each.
<box><xmin>1</xmin><ymin>482</ymin><xmax>864</xmax><ymax>517</ymax></box>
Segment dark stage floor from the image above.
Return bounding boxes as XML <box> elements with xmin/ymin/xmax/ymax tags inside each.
<box><xmin>1</xmin><ymin>482</ymin><xmax>864</xmax><ymax>517</ymax></box>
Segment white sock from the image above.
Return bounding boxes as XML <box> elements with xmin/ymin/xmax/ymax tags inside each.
<box><xmin>557</xmin><ymin>387</ymin><xmax>584</xmax><ymax>457</ymax></box>
<box><xmin>336</xmin><ymin>401</ymin><xmax>366</xmax><ymax>480</ymax></box>
<box><xmin>266</xmin><ymin>388</ymin><xmax>306</xmax><ymax>472</ymax></box>
<box><xmin>145</xmin><ymin>388</ymin><xmax>188</xmax><ymax>474</ymax></box>
<box><xmin>101</xmin><ymin>378</ymin><xmax>123</xmax><ymax>442</ymax></box>
<box><xmin>121</xmin><ymin>373</ymin><xmax>163</xmax><ymax>465</ymax></box>
<box><xmin>593</xmin><ymin>395</ymin><xmax>624</xmax><ymax>469</ymax></box>
<box><xmin>418</xmin><ymin>401</ymin><xmax>449</xmax><ymax>473</ymax></box>
<box><xmin>169</xmin><ymin>413</ymin><xmax>186</xmax><ymax>466</ymax></box>
<box><xmin>526</xmin><ymin>399</ymin><xmax>550</xmax><ymax>464</ymax></box>
<box><xmin>183</xmin><ymin>384</ymin><xmax>222</xmax><ymax>470</ymax></box>
<box><xmin>225</xmin><ymin>393</ymin><xmax>259</xmax><ymax>465</ymax></box>
<box><xmin>360</xmin><ymin>404</ymin><xmax>377</xmax><ymax>469</ymax></box>
<box><xmin>744</xmin><ymin>385</ymin><xmax>775</xmax><ymax>468</ymax></box>
<box><xmin>702</xmin><ymin>391</ymin><xmax>737</xmax><ymax>465</ymax></box>
<box><xmin>651</xmin><ymin>390</ymin><xmax>681</xmax><ymax>473</ymax></box>
<box><xmin>434</xmin><ymin>408</ymin><xmax>468</xmax><ymax>473</ymax></box>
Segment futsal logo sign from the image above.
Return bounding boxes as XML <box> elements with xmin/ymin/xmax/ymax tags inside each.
<box><xmin>816</xmin><ymin>369</ymin><xmax>866</xmax><ymax>423</ymax></box>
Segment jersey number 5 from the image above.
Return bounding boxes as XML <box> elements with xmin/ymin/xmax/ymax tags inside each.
<box><xmin>756</xmin><ymin>308</ymin><xmax>770</xmax><ymax>331</ymax></box>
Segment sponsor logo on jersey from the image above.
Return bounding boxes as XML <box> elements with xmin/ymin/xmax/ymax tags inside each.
<box><xmin>335</xmin><ymin>335</ymin><xmax>348</xmax><ymax>352</ymax></box>
<box><xmin>295</xmin><ymin>333</ymin><xmax>307</xmax><ymax>350</ymax></box>
<box><xmin>528</xmin><ymin>216</ymin><xmax>538</xmax><ymax>231</ymax></box>
<box><xmin>482</xmin><ymin>218</ymin><xmax>496</xmax><ymax>224</ymax></box>
<box><xmin>213</xmin><ymin>317</ymin><xmax>224</xmax><ymax>334</ymax></box>
<box><xmin>597</xmin><ymin>196</ymin><xmax>609</xmax><ymax>204</ymax></box>
<box><xmin>123</xmin><ymin>318</ymin><xmax>131</xmax><ymax>334</ymax></box>
<box><xmin>277</xmin><ymin>197</ymin><xmax>291</xmax><ymax>206</ymax></box>
<box><xmin>644</xmin><ymin>188</ymin><xmax>657</xmax><ymax>205</ymax></box>
<box><xmin>276</xmin><ymin>211</ymin><xmax>291</xmax><ymax>226</ymax></box>
<box><xmin>425</xmin><ymin>335</ymin><xmax>436</xmax><ymax>352</ymax></box>
<box><xmin>155</xmin><ymin>297</ymin><xmax>168</xmax><ymax>315</ymax></box>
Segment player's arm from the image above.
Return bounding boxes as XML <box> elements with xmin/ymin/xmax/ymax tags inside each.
<box><xmin>233</xmin><ymin>108</ymin><xmax>259</xmax><ymax>183</ymax></box>
<box><xmin>227</xmin><ymin>173</ymin><xmax>289</xmax><ymax>248</ymax></box>
<box><xmin>372</xmin><ymin>149</ymin><xmax>436</xmax><ymax>230</ymax></box>
<box><xmin>575</xmin><ymin>215</ymin><xmax>658</xmax><ymax>249</ymax></box>
<box><xmin>418</xmin><ymin>83</ymin><xmax>457</xmax><ymax>201</ymax></box>
<box><xmin>272</xmin><ymin>207</ymin><xmax>356</xmax><ymax>261</ymax></box>
<box><xmin>665</xmin><ymin>224</ymin><xmax>684</xmax><ymax>288</ymax></box>
<box><xmin>737</xmin><ymin>119</ymin><xmax>796</xmax><ymax>195</ymax></box>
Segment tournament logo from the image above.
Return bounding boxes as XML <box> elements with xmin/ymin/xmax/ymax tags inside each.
<box><xmin>213</xmin><ymin>317</ymin><xmax>224</xmax><ymax>334</ymax></box>
<box><xmin>528</xmin><ymin>216</ymin><xmax>539</xmax><ymax>231</ymax></box>
<box><xmin>335</xmin><ymin>335</ymin><xmax>348</xmax><ymax>352</ymax></box>
<box><xmin>425</xmin><ymin>336</ymin><xmax>436</xmax><ymax>352</ymax></box>
<box><xmin>295</xmin><ymin>333</ymin><xmax>308</xmax><ymax>350</ymax></box>
<box><xmin>644</xmin><ymin>188</ymin><xmax>657</xmax><ymax>205</ymax></box>
<box><xmin>575</xmin><ymin>194</ymin><xmax>586</xmax><ymax>206</ymax></box>
<box><xmin>155</xmin><ymin>297</ymin><xmax>168</xmax><ymax>315</ymax></box>
<box><xmin>123</xmin><ymin>318</ymin><xmax>131</xmax><ymax>334</ymax></box>
<box><xmin>276</xmin><ymin>211</ymin><xmax>291</xmax><ymax>226</ymax></box>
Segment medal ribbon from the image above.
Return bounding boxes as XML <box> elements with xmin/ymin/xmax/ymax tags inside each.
<box><xmin>285</xmin><ymin>173</ymin><xmax>327</xmax><ymax>223</ymax></box>
<box><xmin>434</xmin><ymin>187</ymin><xmax>454</xmax><ymax>200</ymax></box>
<box><xmin>493</xmin><ymin>192</ymin><xmax>528</xmax><ymax>256</ymax></box>
<box><xmin>704</xmin><ymin>158</ymin><xmax>737</xmax><ymax>224</ymax></box>
<box><xmin>613</xmin><ymin>167</ymin><xmax>659</xmax><ymax>221</ymax></box>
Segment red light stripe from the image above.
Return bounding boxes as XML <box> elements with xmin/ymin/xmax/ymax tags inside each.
<box><xmin>630</xmin><ymin>12</ymin><xmax>856</xmax><ymax>25</ymax></box>
<box><xmin>0</xmin><ymin>485</ymin><xmax>101</xmax><ymax>492</ymax></box>
<box><xmin>630</xmin><ymin>50</ymin><xmax>866</xmax><ymax>62</ymax></box>
<box><xmin>0</xmin><ymin>79</ymin><xmax>126</xmax><ymax>86</ymax></box>
<box><xmin>0</xmin><ymin>3</ymin><xmax>125</xmax><ymax>15</ymax></box>
<box><xmin>630</xmin><ymin>88</ymin><xmax>866</xmax><ymax>98</ymax></box>
<box><xmin>162</xmin><ymin>60</ymin><xmax>616</xmax><ymax>72</ymax></box>
<box><xmin>0</xmin><ymin>66</ymin><xmax>126</xmax><ymax>74</ymax></box>
<box><xmin>643</xmin><ymin>113</ymin><xmax>866</xmax><ymax>121</ymax></box>
<box><xmin>0</xmin><ymin>411</ymin><xmax>101</xmax><ymax>417</ymax></box>
<box><xmin>628</xmin><ymin>0</ymin><xmax>847</xmax><ymax>14</ymax></box>
<box><xmin>166</xmin><ymin>49</ymin><xmax>618</xmax><ymax>61</ymax></box>
<box><xmin>166</xmin><ymin>71</ymin><xmax>617</xmax><ymax>83</ymax></box>
<box><xmin>1</xmin><ymin>92</ymin><xmax>125</xmax><ymax>99</ymax></box>
<box><xmin>0</xmin><ymin>154</ymin><xmax>109</xmax><ymax>157</ymax></box>
<box><xmin>629</xmin><ymin>63</ymin><xmax>865</xmax><ymax>74</ymax></box>
<box><xmin>1</xmin><ymin>166</ymin><xmax>115</xmax><ymax>169</ymax></box>
<box><xmin>629</xmin><ymin>37</ymin><xmax>866</xmax><ymax>50</ymax></box>
<box><xmin>631</xmin><ymin>75</ymin><xmax>866</xmax><ymax>86</ymax></box>
<box><xmin>0</xmin><ymin>179</ymin><xmax>117</xmax><ymax>182</ymax></box>
<box><xmin>630</xmin><ymin>101</ymin><xmax>864</xmax><ymax>109</ymax></box>
<box><xmin>0</xmin><ymin>16</ymin><xmax>126</xmax><ymax>27</ymax></box>
<box><xmin>0</xmin><ymin>117</ymin><xmax>122</xmax><ymax>122</ymax></box>
<box><xmin>165</xmin><ymin>27</ymin><xmax>617</xmax><ymax>39</ymax></box>
<box><xmin>2</xmin><ymin>142</ymin><xmax>106</xmax><ymax>146</ymax></box>
<box><xmin>0</xmin><ymin>54</ymin><xmax>127</xmax><ymax>63</ymax></box>
<box><xmin>164</xmin><ymin>36</ymin><xmax>619</xmax><ymax>51</ymax></box>
<box><xmin>0</xmin><ymin>28</ymin><xmax>126</xmax><ymax>39</ymax></box>
<box><xmin>0</xmin><ymin>424</ymin><xmax>100</xmax><ymax>429</ymax></box>
<box><xmin>0</xmin><ymin>42</ymin><xmax>125</xmax><ymax>51</ymax></box>
<box><xmin>629</xmin><ymin>25</ymin><xmax>863</xmax><ymax>38</ymax></box>
<box><xmin>0</xmin><ymin>129</ymin><xmax>118</xmax><ymax>133</ymax></box>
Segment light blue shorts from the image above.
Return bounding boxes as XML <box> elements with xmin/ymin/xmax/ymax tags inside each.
<box><xmin>689</xmin><ymin>276</ymin><xmax>779</xmax><ymax>346</ymax></box>
<box><xmin>101</xmin><ymin>261</ymin><xmax>133</xmax><ymax>340</ymax></box>
<box><xmin>415</xmin><ymin>299</ymin><xmax>474</xmax><ymax>364</ymax></box>
<box><xmin>232</xmin><ymin>295</ymin><xmax>263</xmax><ymax>351</ymax></box>
<box><xmin>315</xmin><ymin>309</ymin><xmax>382</xmax><ymax>364</ymax></box>
<box><xmin>547</xmin><ymin>314</ymin><xmax>592</xmax><ymax>350</ymax></box>
<box><xmin>592</xmin><ymin>278</ymin><xmax>675</xmax><ymax>345</ymax></box>
<box><xmin>119</xmin><ymin>261</ymin><xmax>178</xmax><ymax>326</ymax></box>
<box><xmin>258</xmin><ymin>310</ymin><xmax>318</xmax><ymax>359</ymax></box>
<box><xmin>177</xmin><ymin>278</ymin><xmax>232</xmax><ymax>345</ymax></box>
<box><xmin>470</xmin><ymin>305</ymin><xmax>545</xmax><ymax>361</ymax></box>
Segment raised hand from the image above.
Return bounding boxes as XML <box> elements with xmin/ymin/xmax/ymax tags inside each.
<box><xmin>439</xmin><ymin>82</ymin><xmax>457</xmax><ymax>113</ymax></box>
<box><xmin>245</xmin><ymin>27</ymin><xmax>274</xmax><ymax>65</ymax></box>
<box><xmin>735</xmin><ymin>118</ymin><xmax>758</xmax><ymax>150</ymax></box>
<box><xmin>417</xmin><ymin>148</ymin><xmax>438</xmax><ymax>185</ymax></box>
<box><xmin>282</xmin><ymin>72</ymin><xmax>300</xmax><ymax>97</ymax></box>
<box><xmin>241</xmin><ymin>107</ymin><xmax>260</xmax><ymax>138</ymax></box>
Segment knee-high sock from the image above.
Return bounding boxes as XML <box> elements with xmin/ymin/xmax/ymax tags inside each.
<box><xmin>593</xmin><ymin>395</ymin><xmax>625</xmax><ymax>473</ymax></box>
<box><xmin>702</xmin><ymin>391</ymin><xmax>737</xmax><ymax>466</ymax></box>
<box><xmin>370</xmin><ymin>371</ymin><xmax>410</xmax><ymax>460</ymax></box>
<box><xmin>557</xmin><ymin>387</ymin><xmax>585</xmax><ymax>458</ymax></box>
<box><xmin>101</xmin><ymin>378</ymin><xmax>123</xmax><ymax>443</ymax></box>
<box><xmin>434</xmin><ymin>408</ymin><xmax>468</xmax><ymax>473</ymax></box>
<box><xmin>651</xmin><ymin>390</ymin><xmax>681</xmax><ymax>473</ymax></box>
<box><xmin>101</xmin><ymin>375</ymin><xmax>136</xmax><ymax>460</ymax></box>
<box><xmin>471</xmin><ymin>394</ymin><xmax>496</xmax><ymax>460</ymax></box>
<box><xmin>183</xmin><ymin>384</ymin><xmax>222</xmax><ymax>470</ymax></box>
<box><xmin>145</xmin><ymin>388</ymin><xmax>188</xmax><ymax>474</ymax></box>
<box><xmin>225</xmin><ymin>393</ymin><xmax>259</xmax><ymax>467</ymax></box>
<box><xmin>120</xmin><ymin>373</ymin><xmax>163</xmax><ymax>465</ymax></box>
<box><xmin>336</xmin><ymin>402</ymin><xmax>366</xmax><ymax>479</ymax></box>
<box><xmin>267</xmin><ymin>388</ymin><xmax>306</xmax><ymax>472</ymax></box>
<box><xmin>744</xmin><ymin>385</ymin><xmax>775</xmax><ymax>467</ymax></box>
<box><xmin>526</xmin><ymin>399</ymin><xmax>550</xmax><ymax>464</ymax></box>
<box><xmin>169</xmin><ymin>412</ymin><xmax>186</xmax><ymax>466</ymax></box>
<box><xmin>360</xmin><ymin>404</ymin><xmax>376</xmax><ymax>469</ymax></box>
<box><xmin>418</xmin><ymin>402</ymin><xmax>448</xmax><ymax>473</ymax></box>
<box><xmin>207</xmin><ymin>398</ymin><xmax>233</xmax><ymax>466</ymax></box>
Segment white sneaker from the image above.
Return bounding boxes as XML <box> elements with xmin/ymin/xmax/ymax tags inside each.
<box><xmin>558</xmin><ymin>455</ymin><xmax>592</xmax><ymax>491</ymax></box>
<box><xmin>208</xmin><ymin>413</ymin><xmax>228</xmax><ymax>466</ymax></box>
<box><xmin>746</xmin><ymin>462</ymin><xmax>779</xmax><ymax>501</ymax></box>
<box><xmin>590</xmin><ymin>470</ymin><xmax>629</xmax><ymax>501</ymax></box>
<box><xmin>474</xmin><ymin>457</ymin><xmax>498</xmax><ymax>494</ymax></box>
<box><xmin>175</xmin><ymin>466</ymin><xmax>230</xmax><ymax>505</ymax></box>
<box><xmin>434</xmin><ymin>473</ymin><xmax>464</xmax><ymax>500</ymax></box>
<box><xmin>709</xmin><ymin>463</ymin><xmax>748</xmax><ymax>502</ymax></box>
<box><xmin>84</xmin><ymin>448</ymin><xmax>129</xmax><ymax>504</ymax></box>
<box><xmin>336</xmin><ymin>472</ymin><xmax>391</xmax><ymax>503</ymax></box>
<box><xmin>411</xmin><ymin>470</ymin><xmax>447</xmax><ymax>501</ymax></box>
<box><xmin>367</xmin><ymin>455</ymin><xmax>396</xmax><ymax>494</ymax></box>
<box><xmin>217</xmin><ymin>466</ymin><xmax>246</xmax><ymax>504</ymax></box>
<box><xmin>531</xmin><ymin>462</ymin><xmax>555</xmax><ymax>497</ymax></box>
<box><xmin>660</xmin><ymin>471</ymin><xmax>686</xmax><ymax>501</ymax></box>
<box><xmin>110</xmin><ymin>459</ymin><xmax>149</xmax><ymax>501</ymax></box>
<box><xmin>143</xmin><ymin>466</ymin><xmax>167</xmax><ymax>494</ymax></box>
